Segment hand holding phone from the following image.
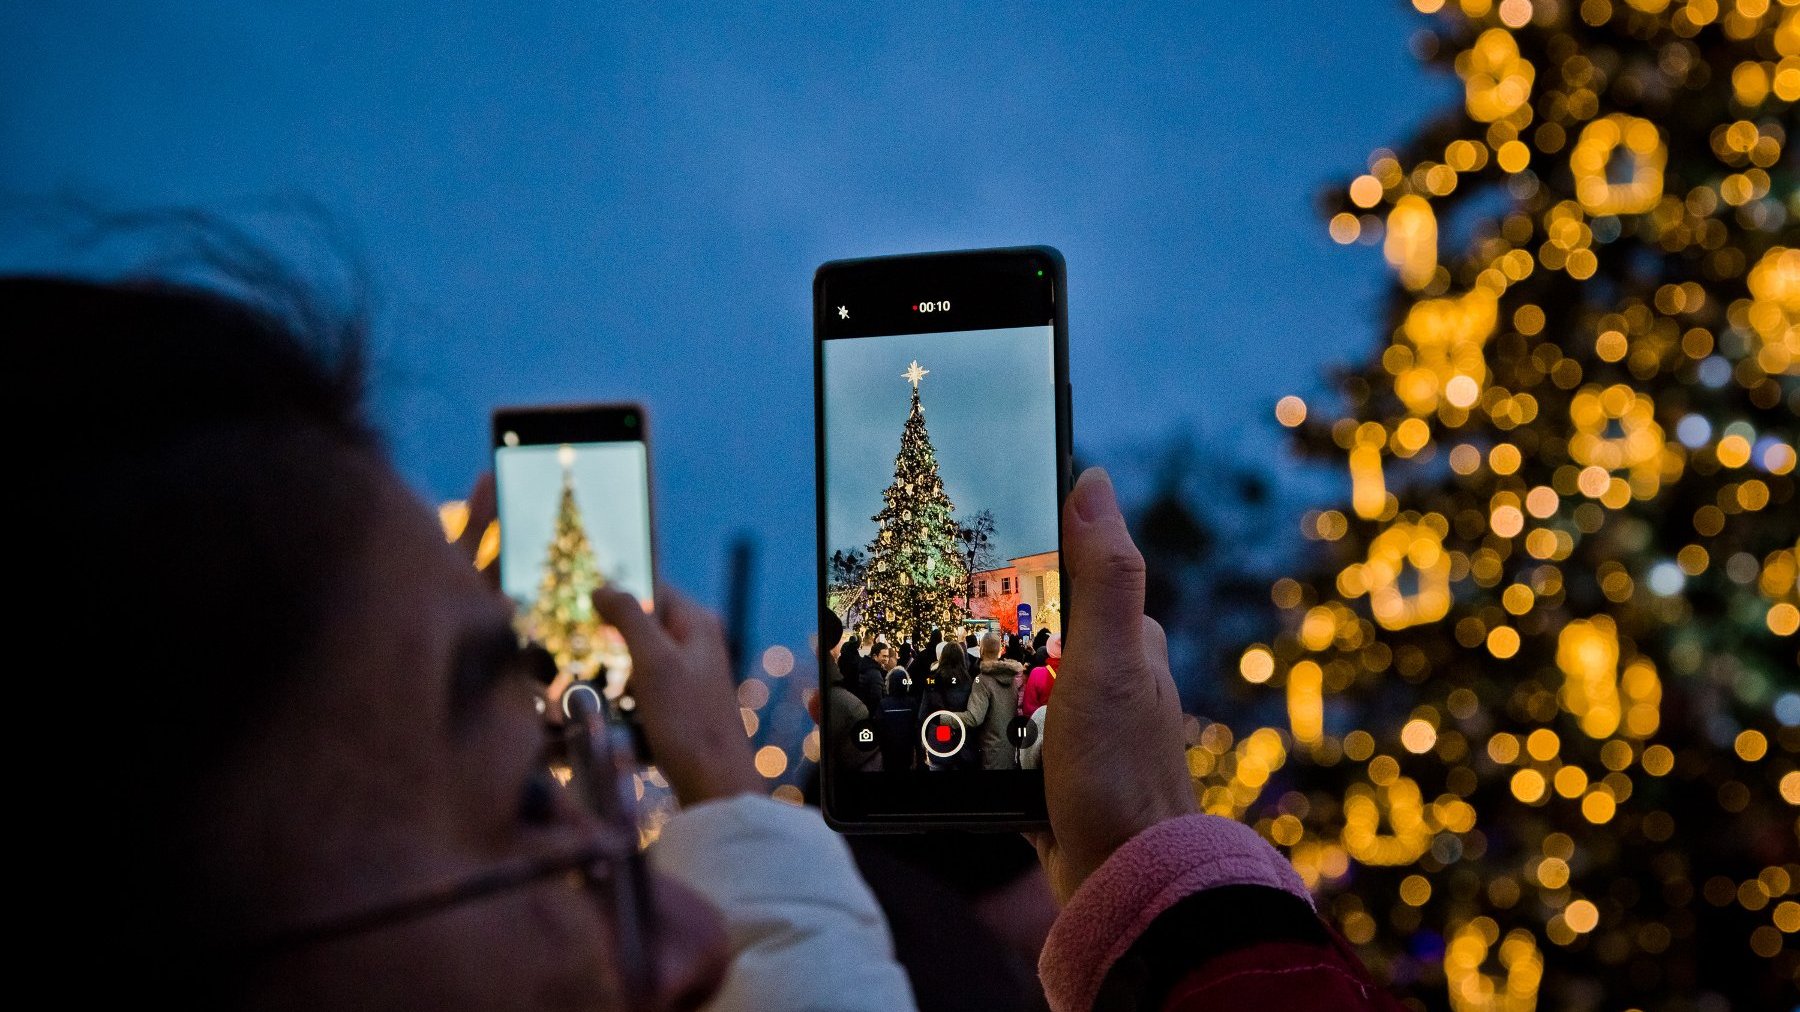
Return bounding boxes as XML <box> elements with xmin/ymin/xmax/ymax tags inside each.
<box><xmin>1033</xmin><ymin>468</ymin><xmax>1198</xmax><ymax>901</ymax></box>
<box><xmin>593</xmin><ymin>586</ymin><xmax>761</xmax><ymax>806</ymax></box>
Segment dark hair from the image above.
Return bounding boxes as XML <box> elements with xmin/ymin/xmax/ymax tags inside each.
<box><xmin>938</xmin><ymin>643</ymin><xmax>968</xmax><ymax>679</ymax></box>
<box><xmin>20</xmin><ymin>271</ymin><xmax>379</xmax><ymax>955</ymax></box>
<box><xmin>523</xmin><ymin>643</ymin><xmax>560</xmax><ymax>686</ymax></box>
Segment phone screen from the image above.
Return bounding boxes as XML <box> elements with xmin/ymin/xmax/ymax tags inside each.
<box><xmin>493</xmin><ymin>406</ymin><xmax>654</xmax><ymax>703</ymax></box>
<box><xmin>816</xmin><ymin>248</ymin><xmax>1068</xmax><ymax>827</ymax></box>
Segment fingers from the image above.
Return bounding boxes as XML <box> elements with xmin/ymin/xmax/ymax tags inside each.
<box><xmin>656</xmin><ymin>587</ymin><xmax>723</xmax><ymax>645</ymax></box>
<box><xmin>594</xmin><ymin>585</ymin><xmax>666</xmax><ymax>657</ymax></box>
<box><xmin>1062</xmin><ymin>468</ymin><xmax>1147</xmax><ymax>654</ymax></box>
<box><xmin>456</xmin><ymin>473</ymin><xmax>497</xmax><ymax>562</ymax></box>
<box><xmin>1139</xmin><ymin>615</ymin><xmax>1169</xmax><ymax>672</ymax></box>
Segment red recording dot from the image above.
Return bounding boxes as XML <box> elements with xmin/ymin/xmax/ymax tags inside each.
<box><xmin>913</xmin><ymin>304</ymin><xmax>919</xmax><ymax>311</ymax></box>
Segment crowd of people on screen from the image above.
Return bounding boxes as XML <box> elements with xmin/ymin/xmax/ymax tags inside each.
<box><xmin>828</xmin><ymin>624</ymin><xmax>1062</xmax><ymax>772</ymax></box>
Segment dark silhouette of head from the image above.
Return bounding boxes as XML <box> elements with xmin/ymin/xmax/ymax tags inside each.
<box><xmin>19</xmin><ymin>264</ymin><xmax>726</xmax><ymax>1008</ymax></box>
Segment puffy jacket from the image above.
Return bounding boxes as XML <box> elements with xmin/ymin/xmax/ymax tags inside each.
<box><xmin>652</xmin><ymin>794</ymin><xmax>914</xmax><ymax>1011</ymax></box>
<box><xmin>955</xmin><ymin>660</ymin><xmax>1024</xmax><ymax>769</ymax></box>
<box><xmin>1021</xmin><ymin>657</ymin><xmax>1058</xmax><ymax>716</ymax></box>
<box><xmin>856</xmin><ymin>654</ymin><xmax>887</xmax><ymax>714</ymax></box>
<box><xmin>1039</xmin><ymin>814</ymin><xmax>1404</xmax><ymax>1012</ymax></box>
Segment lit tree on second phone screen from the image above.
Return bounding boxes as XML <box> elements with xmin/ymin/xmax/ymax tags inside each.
<box><xmin>528</xmin><ymin>446</ymin><xmax>607</xmax><ymax>675</ymax></box>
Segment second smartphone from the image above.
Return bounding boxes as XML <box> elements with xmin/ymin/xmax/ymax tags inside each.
<box><xmin>493</xmin><ymin>403</ymin><xmax>656</xmax><ymax>711</ymax></box>
<box><xmin>815</xmin><ymin>246</ymin><xmax>1072</xmax><ymax>831</ymax></box>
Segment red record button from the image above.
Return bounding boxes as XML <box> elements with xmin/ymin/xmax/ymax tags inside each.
<box><xmin>920</xmin><ymin>710</ymin><xmax>966</xmax><ymax>759</ymax></box>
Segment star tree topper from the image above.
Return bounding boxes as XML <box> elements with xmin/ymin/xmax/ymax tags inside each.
<box><xmin>902</xmin><ymin>360</ymin><xmax>929</xmax><ymax>389</ymax></box>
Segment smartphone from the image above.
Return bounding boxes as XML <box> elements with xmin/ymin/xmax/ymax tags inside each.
<box><xmin>814</xmin><ymin>246</ymin><xmax>1071</xmax><ymax>831</ymax></box>
<box><xmin>493</xmin><ymin>404</ymin><xmax>656</xmax><ymax>713</ymax></box>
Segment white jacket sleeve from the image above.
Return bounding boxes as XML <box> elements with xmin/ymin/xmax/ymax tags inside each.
<box><xmin>649</xmin><ymin>794</ymin><xmax>917</xmax><ymax>1012</ymax></box>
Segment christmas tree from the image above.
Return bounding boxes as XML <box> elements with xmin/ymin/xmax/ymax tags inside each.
<box><xmin>527</xmin><ymin>447</ymin><xmax>607</xmax><ymax>674</ymax></box>
<box><xmin>857</xmin><ymin>360</ymin><xmax>969</xmax><ymax>646</ymax></box>
<box><xmin>1205</xmin><ymin>2</ymin><xmax>1798</xmax><ymax>1008</ymax></box>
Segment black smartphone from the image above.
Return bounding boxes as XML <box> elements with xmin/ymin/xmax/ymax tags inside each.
<box><xmin>492</xmin><ymin>404</ymin><xmax>656</xmax><ymax>714</ymax></box>
<box><xmin>814</xmin><ymin>246</ymin><xmax>1071</xmax><ymax>831</ymax></box>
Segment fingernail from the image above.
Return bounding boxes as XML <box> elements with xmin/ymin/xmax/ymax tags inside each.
<box><xmin>1072</xmin><ymin>468</ymin><xmax>1116</xmax><ymax>522</ymax></box>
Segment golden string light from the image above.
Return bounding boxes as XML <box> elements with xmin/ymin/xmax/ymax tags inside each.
<box><xmin>1386</xmin><ymin>195</ymin><xmax>1440</xmax><ymax>291</ymax></box>
<box><xmin>1555</xmin><ymin>618</ymin><xmax>1623</xmax><ymax>738</ymax></box>
<box><xmin>1342</xmin><ymin>774</ymin><xmax>1433</xmax><ymax>865</ymax></box>
<box><xmin>1289</xmin><ymin>659</ymin><xmax>1325</xmax><ymax>744</ymax></box>
<box><xmin>1395</xmin><ymin>289</ymin><xmax>1499</xmax><ymax>415</ymax></box>
<box><xmin>1343</xmin><ymin>520</ymin><xmax>1454</xmax><ymax>630</ymax></box>
<box><xmin>1570</xmin><ymin>114</ymin><xmax>1667</xmax><ymax>216</ymax></box>
<box><xmin>1445</xmin><ymin>918</ymin><xmax>1544</xmax><ymax>1012</ymax></box>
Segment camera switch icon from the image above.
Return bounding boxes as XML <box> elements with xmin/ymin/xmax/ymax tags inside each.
<box><xmin>850</xmin><ymin>720</ymin><xmax>880</xmax><ymax>751</ymax></box>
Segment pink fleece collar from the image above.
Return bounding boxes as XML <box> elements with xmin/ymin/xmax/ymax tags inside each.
<box><xmin>1038</xmin><ymin>813</ymin><xmax>1313</xmax><ymax>1012</ymax></box>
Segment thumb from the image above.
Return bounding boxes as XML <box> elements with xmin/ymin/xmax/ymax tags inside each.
<box><xmin>1062</xmin><ymin>468</ymin><xmax>1146</xmax><ymax>655</ymax></box>
<box><xmin>594</xmin><ymin>585</ymin><xmax>665</xmax><ymax>654</ymax></box>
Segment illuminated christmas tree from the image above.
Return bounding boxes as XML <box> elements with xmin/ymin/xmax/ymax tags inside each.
<box><xmin>527</xmin><ymin>448</ymin><xmax>607</xmax><ymax>674</ymax></box>
<box><xmin>857</xmin><ymin>360</ymin><xmax>969</xmax><ymax>646</ymax></box>
<box><xmin>1203</xmin><ymin>2</ymin><xmax>1799</xmax><ymax>1009</ymax></box>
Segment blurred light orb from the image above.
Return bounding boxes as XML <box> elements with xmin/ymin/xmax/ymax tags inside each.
<box><xmin>1675</xmin><ymin>413</ymin><xmax>1711</xmax><ymax>449</ymax></box>
<box><xmin>1735</xmin><ymin>730</ymin><xmax>1768</xmax><ymax>762</ymax></box>
<box><xmin>1276</xmin><ymin>395</ymin><xmax>1308</xmax><ymax>427</ymax></box>
<box><xmin>761</xmin><ymin>644</ymin><xmax>795</xmax><ymax>678</ymax></box>
<box><xmin>753</xmin><ymin>745</ymin><xmax>788</xmax><ymax>778</ymax></box>
<box><xmin>1401</xmin><ymin>719</ymin><xmax>1438</xmax><ymax>754</ymax></box>
<box><xmin>737</xmin><ymin>678</ymin><xmax>770</xmax><ymax>710</ymax></box>
<box><xmin>1565</xmin><ymin>899</ymin><xmax>1599</xmax><ymax>934</ymax></box>
<box><xmin>1775</xmin><ymin>692</ymin><xmax>1800</xmax><ymax>728</ymax></box>
<box><xmin>1240</xmin><ymin>646</ymin><xmax>1277</xmax><ymax>684</ymax></box>
<box><xmin>1486</xmin><ymin>625</ymin><xmax>1521</xmax><ymax>658</ymax></box>
<box><xmin>1647</xmin><ymin>561</ymin><xmax>1685</xmax><ymax>596</ymax></box>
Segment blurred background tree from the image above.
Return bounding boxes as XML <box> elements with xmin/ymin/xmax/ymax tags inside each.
<box><xmin>1188</xmin><ymin>1</ymin><xmax>1798</xmax><ymax>1008</ymax></box>
<box><xmin>1127</xmin><ymin>433</ymin><xmax>1288</xmax><ymax>715</ymax></box>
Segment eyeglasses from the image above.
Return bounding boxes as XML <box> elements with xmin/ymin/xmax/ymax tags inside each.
<box><xmin>232</xmin><ymin>686</ymin><xmax>658</xmax><ymax>1005</ymax></box>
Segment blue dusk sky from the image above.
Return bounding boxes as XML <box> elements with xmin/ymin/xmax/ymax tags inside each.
<box><xmin>0</xmin><ymin>2</ymin><xmax>1452</xmax><ymax>654</ymax></box>
<box><xmin>825</xmin><ymin>326</ymin><xmax>1058</xmax><ymax>567</ymax></box>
